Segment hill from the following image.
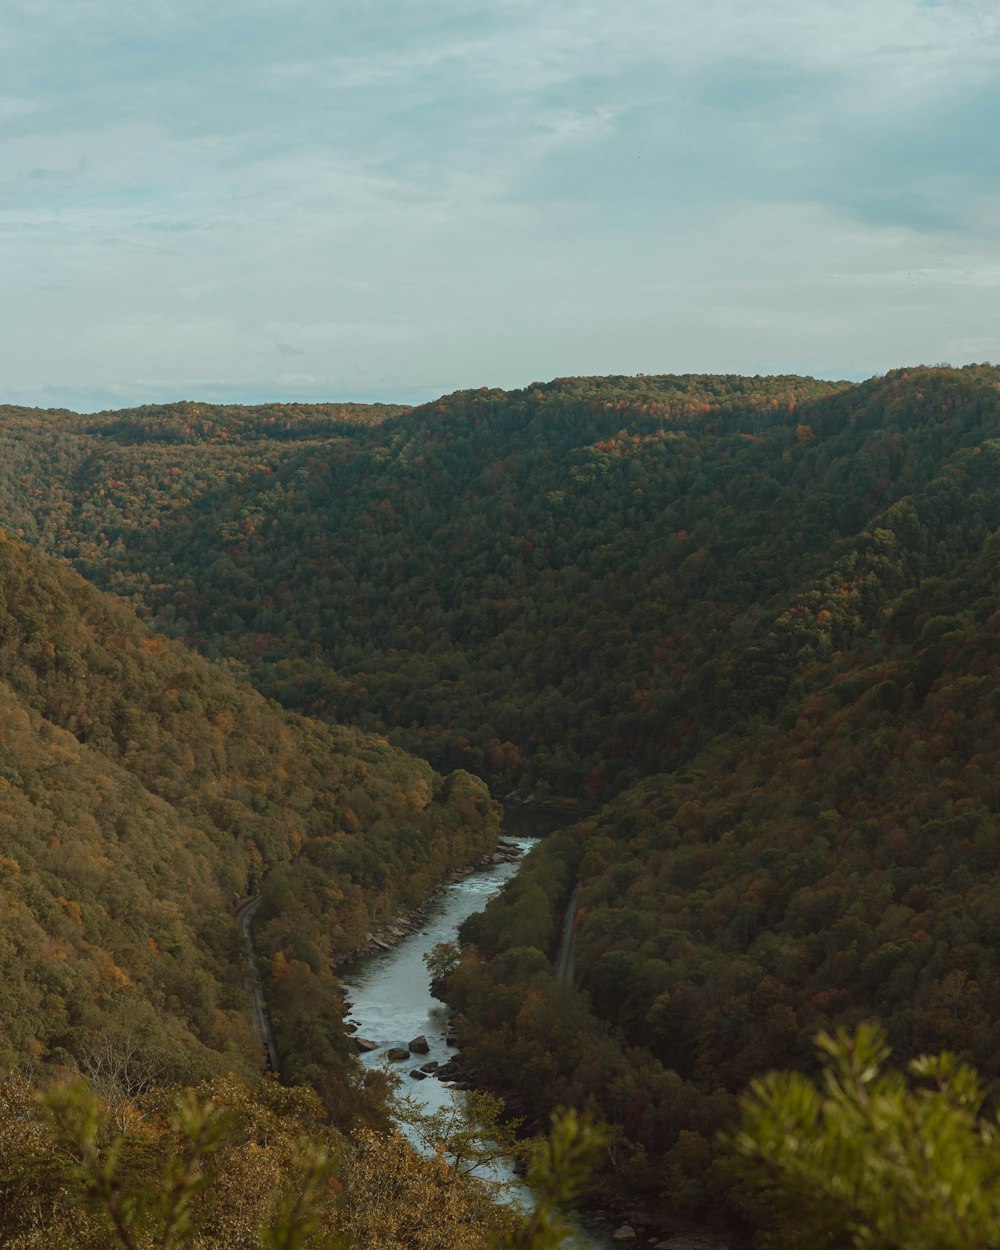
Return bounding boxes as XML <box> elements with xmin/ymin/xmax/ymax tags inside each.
<box><xmin>441</xmin><ymin>365</ymin><xmax>1000</xmax><ymax>1214</ymax></box>
<box><xmin>0</xmin><ymin>376</ymin><xmax>849</xmax><ymax>795</ymax></box>
<box><xmin>0</xmin><ymin>526</ymin><xmax>496</xmax><ymax>1123</ymax></box>
<box><xmin>4</xmin><ymin>368</ymin><xmax>999</xmax><ymax>797</ymax></box>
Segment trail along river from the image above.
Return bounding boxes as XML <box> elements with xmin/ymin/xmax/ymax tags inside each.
<box><xmin>338</xmin><ymin>816</ymin><xmax>612</xmax><ymax>1249</ymax></box>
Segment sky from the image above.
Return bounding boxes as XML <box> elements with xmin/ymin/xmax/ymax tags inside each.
<box><xmin>3</xmin><ymin>0</ymin><xmax>999</xmax><ymax>411</ymax></box>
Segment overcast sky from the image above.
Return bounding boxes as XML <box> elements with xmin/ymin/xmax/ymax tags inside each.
<box><xmin>3</xmin><ymin>0</ymin><xmax>999</xmax><ymax>411</ymax></box>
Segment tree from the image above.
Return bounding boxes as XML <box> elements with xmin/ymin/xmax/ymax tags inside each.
<box><xmin>393</xmin><ymin>1089</ymin><xmax>530</xmax><ymax>1188</ymax></box>
<box><xmin>3</xmin><ymin>1069</ymin><xmax>603</xmax><ymax>1250</ymax></box>
<box><xmin>43</xmin><ymin>1080</ymin><xmax>236</xmax><ymax>1250</ymax></box>
<box><xmin>492</xmin><ymin>1109</ymin><xmax>606</xmax><ymax>1250</ymax></box>
<box><xmin>729</xmin><ymin>1023</ymin><xmax>1000</xmax><ymax>1250</ymax></box>
<box><xmin>424</xmin><ymin>940</ymin><xmax>462</xmax><ymax>991</ymax></box>
<box><xmin>76</xmin><ymin>1027</ymin><xmax>167</xmax><ymax>1133</ymax></box>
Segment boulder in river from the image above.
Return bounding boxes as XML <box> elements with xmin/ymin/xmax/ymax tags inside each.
<box><xmin>420</xmin><ymin>1061</ymin><xmax>439</xmax><ymax>1073</ymax></box>
<box><xmin>409</xmin><ymin>1034</ymin><xmax>430</xmax><ymax>1054</ymax></box>
<box><xmin>612</xmin><ymin>1226</ymin><xmax>637</xmax><ymax>1242</ymax></box>
<box><xmin>409</xmin><ymin>1068</ymin><xmax>428</xmax><ymax>1080</ymax></box>
<box><xmin>354</xmin><ymin>1037</ymin><xmax>378</xmax><ymax>1053</ymax></box>
<box><xmin>385</xmin><ymin>1046</ymin><xmax>411</xmax><ymax>1062</ymax></box>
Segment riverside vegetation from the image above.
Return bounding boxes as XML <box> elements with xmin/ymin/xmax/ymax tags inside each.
<box><xmin>4</xmin><ymin>365</ymin><xmax>1000</xmax><ymax>1244</ymax></box>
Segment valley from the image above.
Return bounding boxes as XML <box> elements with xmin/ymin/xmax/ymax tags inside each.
<box><xmin>3</xmin><ymin>365</ymin><xmax>1000</xmax><ymax>1244</ymax></box>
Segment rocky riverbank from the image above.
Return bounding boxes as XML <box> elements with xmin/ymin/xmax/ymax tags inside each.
<box><xmin>337</xmin><ymin>837</ymin><xmax>524</xmax><ymax>965</ymax></box>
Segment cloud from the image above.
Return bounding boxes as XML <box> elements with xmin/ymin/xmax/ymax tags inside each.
<box><xmin>2</xmin><ymin>1</ymin><xmax>999</xmax><ymax>409</ymax></box>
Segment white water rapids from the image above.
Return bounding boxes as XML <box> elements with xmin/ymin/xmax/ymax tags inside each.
<box><xmin>339</xmin><ymin>825</ymin><xmax>612</xmax><ymax>1249</ymax></box>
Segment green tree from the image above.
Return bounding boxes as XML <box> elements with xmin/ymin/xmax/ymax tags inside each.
<box><xmin>394</xmin><ymin>1089</ymin><xmax>530</xmax><ymax>1188</ymax></box>
<box><xmin>493</xmin><ymin>1109</ymin><xmax>606</xmax><ymax>1250</ymax></box>
<box><xmin>423</xmin><ymin>940</ymin><xmax>462</xmax><ymax>986</ymax></box>
<box><xmin>729</xmin><ymin>1023</ymin><xmax>1000</xmax><ymax>1250</ymax></box>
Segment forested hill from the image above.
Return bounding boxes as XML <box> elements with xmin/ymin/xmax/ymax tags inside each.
<box><xmin>438</xmin><ymin>364</ymin><xmax>1000</xmax><ymax>1218</ymax></box>
<box><xmin>3</xmin><ymin>367</ymin><xmax>999</xmax><ymax>803</ymax></box>
<box><xmin>0</xmin><ymin>526</ymin><xmax>497</xmax><ymax>1123</ymax></box>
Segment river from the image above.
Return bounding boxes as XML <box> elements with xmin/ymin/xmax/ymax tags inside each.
<box><xmin>339</xmin><ymin>812</ymin><xmax>613</xmax><ymax>1249</ymax></box>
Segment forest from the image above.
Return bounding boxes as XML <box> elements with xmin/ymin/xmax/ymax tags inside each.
<box><xmin>4</xmin><ymin>365</ymin><xmax>1000</xmax><ymax>1244</ymax></box>
<box><xmin>0</xmin><ymin>527</ymin><xmax>498</xmax><ymax>1126</ymax></box>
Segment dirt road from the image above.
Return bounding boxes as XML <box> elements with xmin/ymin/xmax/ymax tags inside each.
<box><xmin>554</xmin><ymin>884</ymin><xmax>579</xmax><ymax>984</ymax></box>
